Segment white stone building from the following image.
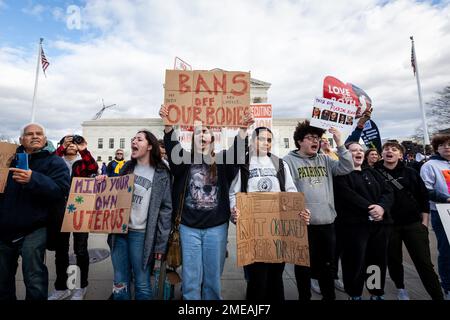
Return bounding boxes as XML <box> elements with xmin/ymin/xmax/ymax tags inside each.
<box><xmin>81</xmin><ymin>77</ymin><xmax>306</xmax><ymax>164</ymax></box>
<box><xmin>81</xmin><ymin>117</ymin><xmax>304</xmax><ymax>164</ymax></box>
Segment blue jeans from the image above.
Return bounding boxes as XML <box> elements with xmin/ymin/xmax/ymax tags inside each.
<box><xmin>0</xmin><ymin>228</ymin><xmax>48</xmax><ymax>300</ymax></box>
<box><xmin>111</xmin><ymin>230</ymin><xmax>152</xmax><ymax>300</ymax></box>
<box><xmin>431</xmin><ymin>210</ymin><xmax>450</xmax><ymax>292</ymax></box>
<box><xmin>180</xmin><ymin>222</ymin><xmax>228</xmax><ymax>300</ymax></box>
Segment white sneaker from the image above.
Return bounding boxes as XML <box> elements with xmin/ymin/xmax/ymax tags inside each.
<box><xmin>48</xmin><ymin>289</ymin><xmax>72</xmax><ymax>300</ymax></box>
<box><xmin>311</xmin><ymin>279</ymin><xmax>321</xmax><ymax>295</ymax></box>
<box><xmin>397</xmin><ymin>288</ymin><xmax>410</xmax><ymax>300</ymax></box>
<box><xmin>334</xmin><ymin>279</ymin><xmax>345</xmax><ymax>292</ymax></box>
<box><xmin>70</xmin><ymin>287</ymin><xmax>87</xmax><ymax>300</ymax></box>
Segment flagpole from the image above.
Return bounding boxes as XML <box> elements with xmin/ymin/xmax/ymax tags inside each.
<box><xmin>31</xmin><ymin>38</ymin><xmax>43</xmax><ymax>123</ymax></box>
<box><xmin>410</xmin><ymin>36</ymin><xmax>430</xmax><ymax>146</ymax></box>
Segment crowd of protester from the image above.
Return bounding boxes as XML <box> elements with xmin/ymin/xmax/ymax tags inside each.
<box><xmin>0</xmin><ymin>108</ymin><xmax>449</xmax><ymax>301</ymax></box>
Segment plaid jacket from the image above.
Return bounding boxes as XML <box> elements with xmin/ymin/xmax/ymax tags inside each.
<box><xmin>56</xmin><ymin>145</ymin><xmax>98</xmax><ymax>178</ymax></box>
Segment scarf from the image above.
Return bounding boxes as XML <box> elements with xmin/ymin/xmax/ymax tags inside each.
<box><xmin>114</xmin><ymin>159</ymin><xmax>125</xmax><ymax>174</ymax></box>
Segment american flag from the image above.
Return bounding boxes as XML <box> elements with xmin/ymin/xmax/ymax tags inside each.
<box><xmin>41</xmin><ymin>45</ymin><xmax>50</xmax><ymax>75</ymax></box>
<box><xmin>410</xmin><ymin>37</ymin><xmax>416</xmax><ymax>76</ymax></box>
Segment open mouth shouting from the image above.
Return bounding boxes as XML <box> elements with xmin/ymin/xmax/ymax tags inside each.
<box><xmin>310</xmin><ymin>143</ymin><xmax>319</xmax><ymax>152</ymax></box>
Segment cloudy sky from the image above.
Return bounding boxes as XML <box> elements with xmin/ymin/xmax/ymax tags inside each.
<box><xmin>1</xmin><ymin>0</ymin><xmax>449</xmax><ymax>142</ymax></box>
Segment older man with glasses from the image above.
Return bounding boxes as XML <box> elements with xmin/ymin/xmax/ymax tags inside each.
<box><xmin>0</xmin><ymin>123</ymin><xmax>70</xmax><ymax>300</ymax></box>
<box><xmin>106</xmin><ymin>149</ymin><xmax>126</xmax><ymax>177</ymax></box>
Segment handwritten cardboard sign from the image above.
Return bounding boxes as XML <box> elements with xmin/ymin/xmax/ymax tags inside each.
<box><xmin>310</xmin><ymin>97</ymin><xmax>357</xmax><ymax>132</ymax></box>
<box><xmin>61</xmin><ymin>174</ymin><xmax>135</xmax><ymax>233</ymax></box>
<box><xmin>236</xmin><ymin>192</ymin><xmax>309</xmax><ymax>267</ymax></box>
<box><xmin>436</xmin><ymin>203</ymin><xmax>450</xmax><ymax>246</ymax></box>
<box><xmin>164</xmin><ymin>70</ymin><xmax>250</xmax><ymax>128</ymax></box>
<box><xmin>0</xmin><ymin>142</ymin><xmax>18</xmax><ymax>193</ymax></box>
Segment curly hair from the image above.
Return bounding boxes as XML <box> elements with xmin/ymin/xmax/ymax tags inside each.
<box><xmin>293</xmin><ymin>120</ymin><xmax>326</xmax><ymax>149</ymax></box>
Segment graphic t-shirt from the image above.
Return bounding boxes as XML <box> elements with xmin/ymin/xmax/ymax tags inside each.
<box><xmin>129</xmin><ymin>164</ymin><xmax>155</xmax><ymax>230</ymax></box>
<box><xmin>182</xmin><ymin>164</ymin><xmax>219</xmax><ymax>226</ymax></box>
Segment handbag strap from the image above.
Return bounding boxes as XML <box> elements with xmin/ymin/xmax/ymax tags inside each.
<box><xmin>174</xmin><ymin>174</ymin><xmax>189</xmax><ymax>229</ymax></box>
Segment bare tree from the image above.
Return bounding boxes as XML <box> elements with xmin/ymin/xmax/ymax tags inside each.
<box><xmin>413</xmin><ymin>85</ymin><xmax>450</xmax><ymax>141</ymax></box>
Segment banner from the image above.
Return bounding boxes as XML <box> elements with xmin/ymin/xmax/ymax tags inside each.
<box><xmin>61</xmin><ymin>174</ymin><xmax>135</xmax><ymax>233</ymax></box>
<box><xmin>361</xmin><ymin>119</ymin><xmax>382</xmax><ymax>153</ymax></box>
<box><xmin>323</xmin><ymin>75</ymin><xmax>372</xmax><ymax>117</ymax></box>
<box><xmin>236</xmin><ymin>192</ymin><xmax>309</xmax><ymax>267</ymax></box>
<box><xmin>0</xmin><ymin>142</ymin><xmax>17</xmax><ymax>193</ymax></box>
<box><xmin>310</xmin><ymin>97</ymin><xmax>357</xmax><ymax>132</ymax></box>
<box><xmin>164</xmin><ymin>70</ymin><xmax>250</xmax><ymax>128</ymax></box>
<box><xmin>436</xmin><ymin>204</ymin><xmax>450</xmax><ymax>246</ymax></box>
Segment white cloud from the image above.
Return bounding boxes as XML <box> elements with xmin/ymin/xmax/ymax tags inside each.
<box><xmin>1</xmin><ymin>0</ymin><xmax>450</xmax><ymax>142</ymax></box>
<box><xmin>22</xmin><ymin>3</ymin><xmax>47</xmax><ymax>20</ymax></box>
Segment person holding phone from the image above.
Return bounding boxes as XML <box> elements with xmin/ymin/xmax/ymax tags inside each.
<box><xmin>47</xmin><ymin>135</ymin><xmax>98</xmax><ymax>300</ymax></box>
<box><xmin>0</xmin><ymin>123</ymin><xmax>71</xmax><ymax>300</ymax></box>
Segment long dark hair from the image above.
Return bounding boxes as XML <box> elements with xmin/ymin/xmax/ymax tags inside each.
<box><xmin>190</xmin><ymin>126</ymin><xmax>217</xmax><ymax>182</ymax></box>
<box><xmin>121</xmin><ymin>130</ymin><xmax>165</xmax><ymax>174</ymax></box>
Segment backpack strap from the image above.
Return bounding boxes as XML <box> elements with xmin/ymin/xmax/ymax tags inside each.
<box><xmin>269</xmin><ymin>154</ymin><xmax>286</xmax><ymax>192</ymax></box>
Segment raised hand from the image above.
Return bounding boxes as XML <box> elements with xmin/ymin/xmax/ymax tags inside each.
<box><xmin>328</xmin><ymin>127</ymin><xmax>343</xmax><ymax>147</ymax></box>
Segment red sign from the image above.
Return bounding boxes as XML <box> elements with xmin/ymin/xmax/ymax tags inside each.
<box><xmin>323</xmin><ymin>76</ymin><xmax>372</xmax><ymax>118</ymax></box>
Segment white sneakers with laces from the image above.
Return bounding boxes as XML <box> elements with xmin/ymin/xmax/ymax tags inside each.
<box><xmin>48</xmin><ymin>289</ymin><xmax>72</xmax><ymax>300</ymax></box>
<box><xmin>70</xmin><ymin>287</ymin><xmax>87</xmax><ymax>300</ymax></box>
<box><xmin>310</xmin><ymin>279</ymin><xmax>321</xmax><ymax>295</ymax></box>
<box><xmin>334</xmin><ymin>279</ymin><xmax>345</xmax><ymax>292</ymax></box>
<box><xmin>397</xmin><ymin>288</ymin><xmax>410</xmax><ymax>300</ymax></box>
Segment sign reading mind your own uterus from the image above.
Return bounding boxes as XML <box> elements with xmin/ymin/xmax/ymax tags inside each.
<box><xmin>164</xmin><ymin>70</ymin><xmax>251</xmax><ymax>127</ymax></box>
<box><xmin>61</xmin><ymin>174</ymin><xmax>135</xmax><ymax>234</ymax></box>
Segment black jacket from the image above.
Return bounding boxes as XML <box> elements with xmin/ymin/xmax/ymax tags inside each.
<box><xmin>334</xmin><ymin>167</ymin><xmax>394</xmax><ymax>225</ymax></box>
<box><xmin>0</xmin><ymin>146</ymin><xmax>71</xmax><ymax>242</ymax></box>
<box><xmin>164</xmin><ymin>128</ymin><xmax>246</xmax><ymax>229</ymax></box>
<box><xmin>374</xmin><ymin>161</ymin><xmax>429</xmax><ymax>226</ymax></box>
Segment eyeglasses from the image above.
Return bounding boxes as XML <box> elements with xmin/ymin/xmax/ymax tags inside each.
<box><xmin>438</xmin><ymin>143</ymin><xmax>450</xmax><ymax>148</ymax></box>
<box><xmin>116</xmin><ymin>153</ymin><xmax>123</xmax><ymax>155</ymax></box>
<box><xmin>304</xmin><ymin>135</ymin><xmax>320</xmax><ymax>142</ymax></box>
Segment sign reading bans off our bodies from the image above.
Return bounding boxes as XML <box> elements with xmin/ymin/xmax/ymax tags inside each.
<box><xmin>236</xmin><ymin>192</ymin><xmax>310</xmax><ymax>267</ymax></box>
<box><xmin>164</xmin><ymin>70</ymin><xmax>250</xmax><ymax>127</ymax></box>
<box><xmin>61</xmin><ymin>174</ymin><xmax>135</xmax><ymax>234</ymax></box>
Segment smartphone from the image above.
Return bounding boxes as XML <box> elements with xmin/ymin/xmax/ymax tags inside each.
<box><xmin>16</xmin><ymin>153</ymin><xmax>29</xmax><ymax>170</ymax></box>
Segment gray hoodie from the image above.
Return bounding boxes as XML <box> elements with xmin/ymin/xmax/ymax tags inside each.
<box><xmin>283</xmin><ymin>146</ymin><xmax>354</xmax><ymax>225</ymax></box>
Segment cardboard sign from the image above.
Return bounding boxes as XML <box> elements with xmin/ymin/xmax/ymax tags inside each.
<box><xmin>61</xmin><ymin>174</ymin><xmax>135</xmax><ymax>233</ymax></box>
<box><xmin>310</xmin><ymin>97</ymin><xmax>357</xmax><ymax>132</ymax></box>
<box><xmin>436</xmin><ymin>204</ymin><xmax>450</xmax><ymax>246</ymax></box>
<box><xmin>236</xmin><ymin>192</ymin><xmax>309</xmax><ymax>267</ymax></box>
<box><xmin>164</xmin><ymin>70</ymin><xmax>250</xmax><ymax>128</ymax></box>
<box><xmin>177</xmin><ymin>104</ymin><xmax>272</xmax><ymax>152</ymax></box>
<box><xmin>0</xmin><ymin>142</ymin><xmax>18</xmax><ymax>193</ymax></box>
<box><xmin>323</xmin><ymin>75</ymin><xmax>372</xmax><ymax>118</ymax></box>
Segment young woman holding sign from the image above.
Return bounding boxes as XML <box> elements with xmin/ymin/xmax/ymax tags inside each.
<box><xmin>229</xmin><ymin>127</ymin><xmax>310</xmax><ymax>301</ymax></box>
<box><xmin>107</xmin><ymin>130</ymin><xmax>172</xmax><ymax>300</ymax></box>
<box><xmin>159</xmin><ymin>104</ymin><xmax>253</xmax><ymax>300</ymax></box>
